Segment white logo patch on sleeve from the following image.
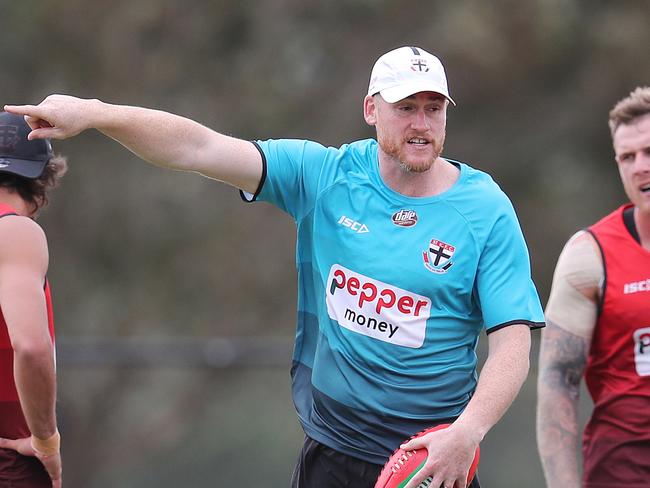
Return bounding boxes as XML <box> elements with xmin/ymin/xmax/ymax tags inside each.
<box><xmin>326</xmin><ymin>264</ymin><xmax>431</xmax><ymax>348</ymax></box>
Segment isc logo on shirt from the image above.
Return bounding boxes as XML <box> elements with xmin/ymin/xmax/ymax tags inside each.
<box><xmin>325</xmin><ymin>264</ymin><xmax>431</xmax><ymax>348</ymax></box>
<box><xmin>634</xmin><ymin>327</ymin><xmax>650</xmax><ymax>376</ymax></box>
<box><xmin>624</xmin><ymin>279</ymin><xmax>650</xmax><ymax>294</ymax></box>
<box><xmin>338</xmin><ymin>215</ymin><xmax>369</xmax><ymax>234</ymax></box>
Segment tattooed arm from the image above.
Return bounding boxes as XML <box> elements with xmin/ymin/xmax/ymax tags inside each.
<box><xmin>537</xmin><ymin>321</ymin><xmax>589</xmax><ymax>488</ymax></box>
<box><xmin>536</xmin><ymin>231</ymin><xmax>601</xmax><ymax>488</ymax></box>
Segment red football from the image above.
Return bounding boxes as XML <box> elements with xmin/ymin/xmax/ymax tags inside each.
<box><xmin>374</xmin><ymin>424</ymin><xmax>480</xmax><ymax>488</ymax></box>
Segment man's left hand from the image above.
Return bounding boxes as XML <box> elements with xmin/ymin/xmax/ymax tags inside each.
<box><xmin>399</xmin><ymin>423</ymin><xmax>479</xmax><ymax>488</ymax></box>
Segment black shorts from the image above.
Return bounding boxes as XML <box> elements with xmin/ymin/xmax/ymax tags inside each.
<box><xmin>0</xmin><ymin>448</ymin><xmax>51</xmax><ymax>487</ymax></box>
<box><xmin>291</xmin><ymin>436</ymin><xmax>481</xmax><ymax>488</ymax></box>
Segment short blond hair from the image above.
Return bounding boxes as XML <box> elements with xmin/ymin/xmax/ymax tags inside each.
<box><xmin>608</xmin><ymin>86</ymin><xmax>650</xmax><ymax>137</ymax></box>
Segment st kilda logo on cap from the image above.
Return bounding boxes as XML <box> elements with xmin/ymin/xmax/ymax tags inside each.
<box><xmin>0</xmin><ymin>125</ymin><xmax>19</xmax><ymax>151</ymax></box>
<box><xmin>392</xmin><ymin>209</ymin><xmax>418</xmax><ymax>227</ymax></box>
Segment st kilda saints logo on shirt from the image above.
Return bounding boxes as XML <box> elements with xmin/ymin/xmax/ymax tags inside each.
<box><xmin>392</xmin><ymin>209</ymin><xmax>418</xmax><ymax>227</ymax></box>
<box><xmin>423</xmin><ymin>238</ymin><xmax>455</xmax><ymax>274</ymax></box>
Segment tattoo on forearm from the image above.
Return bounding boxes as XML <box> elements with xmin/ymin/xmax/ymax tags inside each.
<box><xmin>537</xmin><ymin>320</ymin><xmax>589</xmax><ymax>487</ymax></box>
<box><xmin>539</xmin><ymin>320</ymin><xmax>588</xmax><ymax>394</ymax></box>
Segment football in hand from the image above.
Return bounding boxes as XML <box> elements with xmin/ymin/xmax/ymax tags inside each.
<box><xmin>374</xmin><ymin>424</ymin><xmax>480</xmax><ymax>488</ymax></box>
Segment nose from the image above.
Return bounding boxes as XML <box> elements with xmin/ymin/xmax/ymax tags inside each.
<box><xmin>411</xmin><ymin>108</ymin><xmax>429</xmax><ymax>131</ymax></box>
<box><xmin>632</xmin><ymin>149</ymin><xmax>650</xmax><ymax>173</ymax></box>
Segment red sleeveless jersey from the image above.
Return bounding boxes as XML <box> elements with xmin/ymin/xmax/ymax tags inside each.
<box><xmin>583</xmin><ymin>204</ymin><xmax>650</xmax><ymax>488</ymax></box>
<box><xmin>0</xmin><ymin>203</ymin><xmax>56</xmax><ymax>440</ymax></box>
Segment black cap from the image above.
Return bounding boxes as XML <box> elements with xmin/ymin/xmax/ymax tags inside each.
<box><xmin>0</xmin><ymin>112</ymin><xmax>53</xmax><ymax>179</ymax></box>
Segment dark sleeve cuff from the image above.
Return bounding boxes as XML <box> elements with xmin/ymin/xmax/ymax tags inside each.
<box><xmin>486</xmin><ymin>320</ymin><xmax>546</xmax><ymax>335</ymax></box>
<box><xmin>239</xmin><ymin>140</ymin><xmax>267</xmax><ymax>203</ymax></box>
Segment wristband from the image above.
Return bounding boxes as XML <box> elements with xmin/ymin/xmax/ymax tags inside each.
<box><xmin>31</xmin><ymin>429</ymin><xmax>60</xmax><ymax>457</ymax></box>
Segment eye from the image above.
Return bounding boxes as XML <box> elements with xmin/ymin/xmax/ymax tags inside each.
<box><xmin>617</xmin><ymin>153</ymin><xmax>634</xmax><ymax>163</ymax></box>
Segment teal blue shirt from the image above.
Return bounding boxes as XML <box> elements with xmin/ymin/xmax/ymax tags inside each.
<box><xmin>244</xmin><ymin>138</ymin><xmax>544</xmax><ymax>463</ymax></box>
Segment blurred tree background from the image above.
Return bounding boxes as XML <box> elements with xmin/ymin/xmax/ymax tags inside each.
<box><xmin>2</xmin><ymin>0</ymin><xmax>649</xmax><ymax>486</ymax></box>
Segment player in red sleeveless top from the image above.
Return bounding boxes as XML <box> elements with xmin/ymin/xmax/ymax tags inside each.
<box><xmin>0</xmin><ymin>112</ymin><xmax>67</xmax><ymax>487</ymax></box>
<box><xmin>537</xmin><ymin>86</ymin><xmax>650</xmax><ymax>488</ymax></box>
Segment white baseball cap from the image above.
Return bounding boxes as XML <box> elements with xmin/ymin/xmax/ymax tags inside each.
<box><xmin>367</xmin><ymin>46</ymin><xmax>455</xmax><ymax>105</ymax></box>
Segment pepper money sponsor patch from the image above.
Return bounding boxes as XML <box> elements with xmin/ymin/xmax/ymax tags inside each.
<box><xmin>326</xmin><ymin>264</ymin><xmax>431</xmax><ymax>348</ymax></box>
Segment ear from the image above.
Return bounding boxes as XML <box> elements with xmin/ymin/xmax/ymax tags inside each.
<box><xmin>363</xmin><ymin>95</ymin><xmax>377</xmax><ymax>126</ymax></box>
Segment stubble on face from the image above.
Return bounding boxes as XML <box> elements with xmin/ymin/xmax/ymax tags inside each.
<box><xmin>377</xmin><ymin>128</ymin><xmax>445</xmax><ymax>173</ymax></box>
